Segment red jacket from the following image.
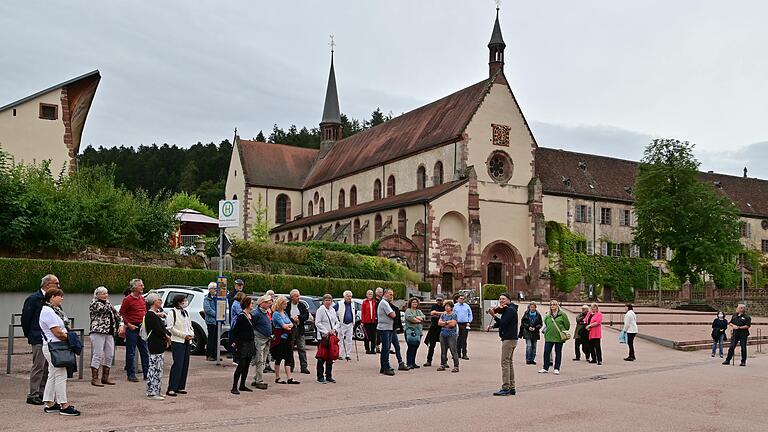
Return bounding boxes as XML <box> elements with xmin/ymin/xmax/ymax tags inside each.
<box><xmin>361</xmin><ymin>299</ymin><xmax>378</xmax><ymax>324</ymax></box>
<box><xmin>120</xmin><ymin>294</ymin><xmax>147</xmax><ymax>326</ymax></box>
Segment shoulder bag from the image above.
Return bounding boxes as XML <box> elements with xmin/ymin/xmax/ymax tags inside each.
<box><xmin>550</xmin><ymin>314</ymin><xmax>571</xmax><ymax>341</ymax></box>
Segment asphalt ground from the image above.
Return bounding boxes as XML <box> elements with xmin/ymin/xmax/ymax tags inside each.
<box><xmin>1</xmin><ymin>315</ymin><xmax>766</xmax><ymax>432</ymax></box>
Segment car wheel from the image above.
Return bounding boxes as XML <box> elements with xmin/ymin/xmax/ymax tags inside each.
<box><xmin>190</xmin><ymin>323</ymin><xmax>207</xmax><ymax>355</ymax></box>
<box><xmin>354</xmin><ymin>322</ymin><xmax>365</xmax><ymax>341</ymax></box>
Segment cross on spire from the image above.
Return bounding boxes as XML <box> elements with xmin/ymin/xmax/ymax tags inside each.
<box><xmin>495</xmin><ymin>0</ymin><xmax>501</xmax><ymax>10</ymax></box>
<box><xmin>329</xmin><ymin>34</ymin><xmax>336</xmax><ymax>53</ymax></box>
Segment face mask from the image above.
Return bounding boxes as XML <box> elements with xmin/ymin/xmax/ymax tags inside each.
<box><xmin>718</xmin><ymin>313</ymin><xmax>724</xmax><ymax>319</ymax></box>
<box><xmin>180</xmin><ymin>301</ymin><xmax>188</xmax><ymax>308</ymax></box>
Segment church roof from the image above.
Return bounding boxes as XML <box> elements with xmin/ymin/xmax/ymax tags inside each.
<box><xmin>238</xmin><ymin>139</ymin><xmax>318</xmax><ymax>190</ymax></box>
<box><xmin>536</xmin><ymin>147</ymin><xmax>768</xmax><ymax>218</ymax></box>
<box><xmin>272</xmin><ymin>179</ymin><xmax>468</xmax><ymax>232</ymax></box>
<box><xmin>489</xmin><ymin>8</ymin><xmax>505</xmax><ymax>47</ymax></box>
<box><xmin>321</xmin><ymin>53</ymin><xmax>341</xmax><ymax>125</ymax></box>
<box><xmin>303</xmin><ymin>78</ymin><xmax>494</xmax><ymax>188</ymax></box>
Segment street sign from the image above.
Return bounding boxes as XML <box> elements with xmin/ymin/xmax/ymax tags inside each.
<box><xmin>216</xmin><ymin>276</ymin><xmax>227</xmax><ymax>322</ymax></box>
<box><xmin>215</xmin><ymin>232</ymin><xmax>233</xmax><ymax>256</ymax></box>
<box><xmin>218</xmin><ymin>200</ymin><xmax>240</xmax><ymax>228</ymax></box>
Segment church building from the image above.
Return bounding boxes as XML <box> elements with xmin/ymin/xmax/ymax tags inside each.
<box><xmin>225</xmin><ymin>9</ymin><xmax>768</xmax><ymax>298</ymax></box>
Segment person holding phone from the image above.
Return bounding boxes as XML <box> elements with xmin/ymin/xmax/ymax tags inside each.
<box><xmin>437</xmin><ymin>300</ymin><xmax>459</xmax><ymax>373</ymax></box>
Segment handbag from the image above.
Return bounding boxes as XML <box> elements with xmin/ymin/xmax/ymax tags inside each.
<box><xmin>549</xmin><ymin>314</ymin><xmax>571</xmax><ymax>341</ymax></box>
<box><xmin>618</xmin><ymin>330</ymin><xmax>628</xmax><ymax>344</ymax></box>
<box><xmin>47</xmin><ymin>340</ymin><xmax>76</xmax><ymax>369</ymax></box>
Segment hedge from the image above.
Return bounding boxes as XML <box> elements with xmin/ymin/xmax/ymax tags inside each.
<box><xmin>482</xmin><ymin>284</ymin><xmax>508</xmax><ymax>300</ymax></box>
<box><xmin>0</xmin><ymin>258</ymin><xmax>406</xmax><ymax>299</ymax></box>
<box><xmin>237</xmin><ymin>259</ymin><xmax>392</xmax><ymax>281</ymax></box>
<box><xmin>418</xmin><ymin>282</ymin><xmax>432</xmax><ymax>292</ymax></box>
<box><xmin>283</xmin><ymin>240</ymin><xmax>379</xmax><ymax>256</ymax></box>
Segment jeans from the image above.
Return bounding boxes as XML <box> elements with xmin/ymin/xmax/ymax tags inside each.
<box><xmin>406</xmin><ymin>340</ymin><xmax>420</xmax><ymax>367</ymax></box>
<box><xmin>292</xmin><ymin>327</ymin><xmax>308</xmax><ymax>371</ymax></box>
<box><xmin>378</xmin><ymin>329</ymin><xmax>393</xmax><ymax>372</ymax></box>
<box><xmin>168</xmin><ymin>341</ymin><xmax>191</xmax><ymax>392</ymax></box>
<box><xmin>543</xmin><ymin>341</ymin><xmax>563</xmax><ymax>371</ymax></box>
<box><xmin>525</xmin><ymin>338</ymin><xmax>537</xmax><ymax>363</ymax></box>
<box><xmin>206</xmin><ymin>324</ymin><xmax>218</xmax><ymax>359</ymax></box>
<box><xmin>146</xmin><ymin>354</ymin><xmax>164</xmax><ymax>396</ymax></box>
<box><xmin>627</xmin><ymin>332</ymin><xmax>637</xmax><ymax>359</ymax></box>
<box><xmin>711</xmin><ymin>333</ymin><xmax>725</xmax><ymax>356</ymax></box>
<box><xmin>125</xmin><ymin>326</ymin><xmax>149</xmax><ymax>379</ymax></box>
<box><xmin>725</xmin><ymin>332</ymin><xmax>748</xmax><ymax>364</ymax></box>
<box><xmin>501</xmin><ymin>339</ymin><xmax>517</xmax><ymax>390</ymax></box>
<box><xmin>590</xmin><ymin>338</ymin><xmax>603</xmax><ymax>363</ymax></box>
<box><xmin>316</xmin><ymin>358</ymin><xmax>333</xmax><ymax>380</ymax></box>
<box><xmin>426</xmin><ymin>337</ymin><xmax>438</xmax><ymax>363</ymax></box>
<box><xmin>42</xmin><ymin>344</ymin><xmax>67</xmax><ymax>405</ymax></box>
<box><xmin>90</xmin><ymin>333</ymin><xmax>115</xmax><ymax>369</ymax></box>
<box><xmin>392</xmin><ymin>332</ymin><xmax>403</xmax><ymax>364</ymax></box>
<box><xmin>363</xmin><ymin>323</ymin><xmax>378</xmax><ymax>352</ymax></box>
<box><xmin>440</xmin><ymin>333</ymin><xmax>459</xmax><ymax>368</ymax></box>
<box><xmin>457</xmin><ymin>324</ymin><xmax>469</xmax><ymax>357</ymax></box>
<box><xmin>28</xmin><ymin>344</ymin><xmax>48</xmax><ymax>398</ymax></box>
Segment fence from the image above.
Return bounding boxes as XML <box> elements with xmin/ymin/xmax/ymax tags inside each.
<box><xmin>6</xmin><ymin>313</ymin><xmax>84</xmax><ymax>379</ymax></box>
<box><xmin>180</xmin><ymin>235</ymin><xmax>201</xmax><ymax>248</ymax></box>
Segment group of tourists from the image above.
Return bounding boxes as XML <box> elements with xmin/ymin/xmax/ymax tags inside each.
<box><xmin>19</xmin><ymin>273</ymin><xmax>757</xmax><ymax>414</ymax></box>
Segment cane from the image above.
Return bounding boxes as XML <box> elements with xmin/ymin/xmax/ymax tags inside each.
<box><xmin>354</xmin><ymin>333</ymin><xmax>359</xmax><ymax>361</ymax></box>
<box><xmin>342</xmin><ymin>334</ymin><xmax>349</xmax><ymax>362</ymax></box>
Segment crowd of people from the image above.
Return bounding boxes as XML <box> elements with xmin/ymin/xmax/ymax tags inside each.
<box><xmin>18</xmin><ymin>273</ymin><xmax>756</xmax><ymax>415</ymax></box>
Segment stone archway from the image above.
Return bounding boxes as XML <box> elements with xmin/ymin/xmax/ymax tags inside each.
<box><xmin>481</xmin><ymin>240</ymin><xmax>527</xmax><ymax>297</ymax></box>
<box><xmin>376</xmin><ymin>234</ymin><xmax>423</xmax><ymax>271</ymax></box>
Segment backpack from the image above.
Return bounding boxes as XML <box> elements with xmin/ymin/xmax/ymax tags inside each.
<box><xmin>140</xmin><ymin>314</ymin><xmax>151</xmax><ymax>340</ymax></box>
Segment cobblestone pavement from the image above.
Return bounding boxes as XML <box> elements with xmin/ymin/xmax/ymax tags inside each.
<box><xmin>2</xmin><ymin>321</ymin><xmax>766</xmax><ymax>432</ymax></box>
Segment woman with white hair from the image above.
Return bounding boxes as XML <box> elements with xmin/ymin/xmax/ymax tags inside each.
<box><xmin>144</xmin><ymin>293</ymin><xmax>170</xmax><ymax>400</ymax></box>
<box><xmin>88</xmin><ymin>286</ymin><xmax>122</xmax><ymax>386</ymax></box>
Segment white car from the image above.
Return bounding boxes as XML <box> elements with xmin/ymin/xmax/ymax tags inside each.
<box><xmin>115</xmin><ymin>285</ymin><xmax>230</xmax><ymax>355</ymax></box>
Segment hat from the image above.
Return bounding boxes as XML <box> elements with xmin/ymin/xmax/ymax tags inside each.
<box><xmin>435</xmin><ymin>295</ymin><xmax>444</xmax><ymax>300</ymax></box>
<box><xmin>256</xmin><ymin>295</ymin><xmax>272</xmax><ymax>305</ymax></box>
<box><xmin>235</xmin><ymin>279</ymin><xmax>244</xmax><ymax>285</ymax></box>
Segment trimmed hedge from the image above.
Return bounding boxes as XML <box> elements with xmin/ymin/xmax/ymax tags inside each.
<box><xmin>418</xmin><ymin>282</ymin><xmax>432</xmax><ymax>292</ymax></box>
<box><xmin>237</xmin><ymin>259</ymin><xmax>392</xmax><ymax>281</ymax></box>
<box><xmin>284</xmin><ymin>240</ymin><xmax>379</xmax><ymax>256</ymax></box>
<box><xmin>483</xmin><ymin>284</ymin><xmax>508</xmax><ymax>300</ymax></box>
<box><xmin>0</xmin><ymin>258</ymin><xmax>405</xmax><ymax>299</ymax></box>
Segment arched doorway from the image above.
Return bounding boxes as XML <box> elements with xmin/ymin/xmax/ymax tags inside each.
<box><xmin>481</xmin><ymin>240</ymin><xmax>526</xmax><ymax>296</ymax></box>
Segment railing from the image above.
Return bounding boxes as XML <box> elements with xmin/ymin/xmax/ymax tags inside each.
<box><xmin>180</xmin><ymin>235</ymin><xmax>201</xmax><ymax>248</ymax></box>
<box><xmin>635</xmin><ymin>290</ymin><xmax>681</xmax><ymax>301</ymax></box>
<box><xmin>6</xmin><ymin>314</ymin><xmax>84</xmax><ymax>379</ymax></box>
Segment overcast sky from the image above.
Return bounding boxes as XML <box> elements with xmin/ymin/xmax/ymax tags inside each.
<box><xmin>2</xmin><ymin>1</ymin><xmax>766</xmax><ymax>178</ymax></box>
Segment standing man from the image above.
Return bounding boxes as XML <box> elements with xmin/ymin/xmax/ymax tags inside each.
<box><xmin>203</xmin><ymin>282</ymin><xmax>219</xmax><ymax>361</ymax></box>
<box><xmin>286</xmin><ymin>289</ymin><xmax>311</xmax><ymax>374</ymax></box>
<box><xmin>333</xmin><ymin>290</ymin><xmax>355</xmax><ymax>361</ymax></box>
<box><xmin>374</xmin><ymin>287</ymin><xmax>384</xmax><ymax>353</ymax></box>
<box><xmin>454</xmin><ymin>294</ymin><xmax>473</xmax><ymax>360</ymax></box>
<box><xmin>423</xmin><ymin>296</ymin><xmax>445</xmax><ymax>367</ymax></box>
<box><xmin>250</xmin><ymin>295</ymin><xmax>272</xmax><ymax>389</ymax></box>
<box><xmin>120</xmin><ymin>278</ymin><xmax>150</xmax><ymax>382</ymax></box>
<box><xmin>21</xmin><ymin>274</ymin><xmax>58</xmax><ymax>405</ymax></box>
<box><xmin>377</xmin><ymin>289</ymin><xmax>397</xmax><ymax>376</ymax></box>
<box><xmin>573</xmin><ymin>305</ymin><xmax>591</xmax><ymax>362</ymax></box>
<box><xmin>489</xmin><ymin>293</ymin><xmax>519</xmax><ymax>396</ymax></box>
<box><xmin>227</xmin><ymin>279</ymin><xmax>244</xmax><ymax>305</ymax></box>
<box><xmin>723</xmin><ymin>304</ymin><xmax>751</xmax><ymax>367</ymax></box>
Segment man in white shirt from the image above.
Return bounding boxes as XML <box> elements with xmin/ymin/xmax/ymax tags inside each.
<box><xmin>454</xmin><ymin>295</ymin><xmax>473</xmax><ymax>360</ymax></box>
<box><xmin>333</xmin><ymin>291</ymin><xmax>356</xmax><ymax>361</ymax></box>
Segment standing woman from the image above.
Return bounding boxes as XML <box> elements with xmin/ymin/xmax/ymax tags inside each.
<box><xmin>573</xmin><ymin>305</ymin><xmax>591</xmax><ymax>362</ymax></box>
<box><xmin>518</xmin><ymin>302</ymin><xmax>542</xmax><ymax>365</ymax></box>
<box><xmin>231</xmin><ymin>296</ymin><xmax>256</xmax><ymax>394</ymax></box>
<box><xmin>231</xmin><ymin>292</ymin><xmax>246</xmax><ymax>329</ymax></box>
<box><xmin>711</xmin><ymin>311</ymin><xmax>728</xmax><ymax>358</ymax></box>
<box><xmin>88</xmin><ymin>286</ymin><xmax>121</xmax><ymax>387</ymax></box>
<box><xmin>623</xmin><ymin>304</ymin><xmax>638</xmax><ymax>361</ymax></box>
<box><xmin>539</xmin><ymin>300</ymin><xmax>570</xmax><ymax>375</ymax></box>
<box><xmin>144</xmin><ymin>293</ymin><xmax>170</xmax><ymax>400</ymax></box>
<box><xmin>361</xmin><ymin>290</ymin><xmax>378</xmax><ymax>354</ymax></box>
<box><xmin>437</xmin><ymin>300</ymin><xmax>460</xmax><ymax>373</ymax></box>
<box><xmin>271</xmin><ymin>296</ymin><xmax>299</xmax><ymax>384</ymax></box>
<box><xmin>584</xmin><ymin>303</ymin><xmax>603</xmax><ymax>365</ymax></box>
<box><xmin>404</xmin><ymin>298</ymin><xmax>426</xmax><ymax>369</ymax></box>
<box><xmin>39</xmin><ymin>288</ymin><xmax>80</xmax><ymax>416</ymax></box>
<box><xmin>314</xmin><ymin>294</ymin><xmax>340</xmax><ymax>383</ymax></box>
<box><xmin>166</xmin><ymin>294</ymin><xmax>194</xmax><ymax>397</ymax></box>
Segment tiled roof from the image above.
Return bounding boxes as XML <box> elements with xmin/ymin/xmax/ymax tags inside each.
<box><xmin>272</xmin><ymin>179</ymin><xmax>468</xmax><ymax>232</ymax></box>
<box><xmin>302</xmin><ymin>78</ymin><xmax>494</xmax><ymax>188</ymax></box>
<box><xmin>536</xmin><ymin>147</ymin><xmax>768</xmax><ymax>218</ymax></box>
<box><xmin>238</xmin><ymin>139</ymin><xmax>318</xmax><ymax>190</ymax></box>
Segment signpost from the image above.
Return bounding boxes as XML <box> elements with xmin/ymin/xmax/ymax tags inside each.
<box><xmin>216</xmin><ymin>200</ymin><xmax>239</xmax><ymax>365</ymax></box>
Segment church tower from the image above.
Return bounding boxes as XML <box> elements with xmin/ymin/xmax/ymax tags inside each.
<box><xmin>318</xmin><ymin>44</ymin><xmax>342</xmax><ymax>159</ymax></box>
<box><xmin>488</xmin><ymin>6</ymin><xmax>506</xmax><ymax>78</ymax></box>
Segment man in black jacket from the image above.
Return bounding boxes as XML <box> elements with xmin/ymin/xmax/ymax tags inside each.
<box><xmin>286</xmin><ymin>289</ymin><xmax>311</xmax><ymax>374</ymax></box>
<box><xmin>20</xmin><ymin>274</ymin><xmax>59</xmax><ymax>405</ymax></box>
<box><xmin>489</xmin><ymin>292</ymin><xmax>518</xmax><ymax>396</ymax></box>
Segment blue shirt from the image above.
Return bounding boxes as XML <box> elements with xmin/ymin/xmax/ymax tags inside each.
<box><xmin>230</xmin><ymin>301</ymin><xmax>242</xmax><ymax>328</ymax></box>
<box><xmin>453</xmin><ymin>303</ymin><xmax>473</xmax><ymax>324</ymax></box>
<box><xmin>440</xmin><ymin>312</ymin><xmax>458</xmax><ymax>337</ymax></box>
<box><xmin>272</xmin><ymin>311</ymin><xmax>291</xmax><ymax>339</ymax></box>
<box><xmin>334</xmin><ymin>301</ymin><xmax>354</xmax><ymax>324</ymax></box>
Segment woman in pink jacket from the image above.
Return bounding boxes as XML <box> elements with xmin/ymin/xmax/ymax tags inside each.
<box><xmin>583</xmin><ymin>303</ymin><xmax>603</xmax><ymax>365</ymax></box>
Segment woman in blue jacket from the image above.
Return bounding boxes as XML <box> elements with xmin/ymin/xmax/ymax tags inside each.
<box><xmin>711</xmin><ymin>312</ymin><xmax>728</xmax><ymax>358</ymax></box>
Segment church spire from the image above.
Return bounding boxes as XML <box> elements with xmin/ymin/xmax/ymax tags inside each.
<box><xmin>319</xmin><ymin>36</ymin><xmax>342</xmax><ymax>159</ymax></box>
<box><xmin>488</xmin><ymin>4</ymin><xmax>506</xmax><ymax>78</ymax></box>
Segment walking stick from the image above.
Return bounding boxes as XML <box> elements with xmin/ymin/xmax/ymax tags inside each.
<box><xmin>354</xmin><ymin>333</ymin><xmax>359</xmax><ymax>361</ymax></box>
<box><xmin>342</xmin><ymin>334</ymin><xmax>349</xmax><ymax>362</ymax></box>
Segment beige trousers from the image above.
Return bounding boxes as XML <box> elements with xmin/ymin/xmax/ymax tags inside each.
<box><xmin>501</xmin><ymin>339</ymin><xmax>517</xmax><ymax>390</ymax></box>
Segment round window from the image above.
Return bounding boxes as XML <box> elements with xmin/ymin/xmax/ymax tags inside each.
<box><xmin>486</xmin><ymin>151</ymin><xmax>513</xmax><ymax>183</ymax></box>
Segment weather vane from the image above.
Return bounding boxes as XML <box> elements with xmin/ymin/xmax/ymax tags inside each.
<box><xmin>329</xmin><ymin>34</ymin><xmax>336</xmax><ymax>53</ymax></box>
<box><xmin>495</xmin><ymin>0</ymin><xmax>501</xmax><ymax>10</ymax></box>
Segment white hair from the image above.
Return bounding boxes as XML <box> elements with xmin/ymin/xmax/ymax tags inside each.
<box><xmin>40</xmin><ymin>274</ymin><xmax>57</xmax><ymax>288</ymax></box>
<box><xmin>375</xmin><ymin>287</ymin><xmax>383</xmax><ymax>294</ymax></box>
<box><xmin>93</xmin><ymin>286</ymin><xmax>108</xmax><ymax>299</ymax></box>
<box><xmin>129</xmin><ymin>278</ymin><xmax>143</xmax><ymax>290</ymax></box>
<box><xmin>145</xmin><ymin>292</ymin><xmax>160</xmax><ymax>306</ymax></box>
<box><xmin>343</xmin><ymin>290</ymin><xmax>353</xmax><ymax>297</ymax></box>
<box><xmin>737</xmin><ymin>303</ymin><xmax>746</xmax><ymax>310</ymax></box>
<box><xmin>290</xmin><ymin>289</ymin><xmax>300</xmax><ymax>296</ymax></box>
<box><xmin>366</xmin><ymin>290</ymin><xmax>374</xmax><ymax>296</ymax></box>
<box><xmin>207</xmin><ymin>282</ymin><xmax>217</xmax><ymax>290</ymax></box>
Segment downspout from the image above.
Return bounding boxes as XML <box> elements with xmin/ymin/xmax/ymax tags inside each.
<box><xmin>453</xmin><ymin>141</ymin><xmax>458</xmax><ymax>179</ymax></box>
<box><xmin>592</xmin><ymin>199</ymin><xmax>596</xmax><ymax>255</ymax></box>
<box><xmin>423</xmin><ymin>202</ymin><xmax>428</xmax><ymax>281</ymax></box>
<box><xmin>330</xmin><ymin>182</ymin><xmax>334</xmax><ymax>211</ymax></box>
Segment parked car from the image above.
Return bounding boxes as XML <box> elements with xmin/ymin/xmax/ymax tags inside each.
<box><xmin>251</xmin><ymin>293</ymin><xmax>320</xmax><ymax>344</ymax></box>
<box><xmin>115</xmin><ymin>285</ymin><xmax>231</xmax><ymax>355</ymax></box>
<box><xmin>333</xmin><ymin>298</ymin><xmax>404</xmax><ymax>341</ymax></box>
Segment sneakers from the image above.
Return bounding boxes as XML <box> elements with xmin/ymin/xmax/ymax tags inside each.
<box><xmin>326</xmin><ymin>377</ymin><xmax>337</xmax><ymax>383</ymax></box>
<box><xmin>553</xmin><ymin>369</ymin><xmax>560</xmax><ymax>375</ymax></box>
<box><xmin>26</xmin><ymin>396</ymin><xmax>44</xmax><ymax>406</ymax></box>
<box><xmin>740</xmin><ymin>363</ymin><xmax>746</xmax><ymax>367</ymax></box>
<box><xmin>127</xmin><ymin>376</ymin><xmax>140</xmax><ymax>382</ymax></box>
<box><xmin>147</xmin><ymin>395</ymin><xmax>165</xmax><ymax>400</ymax></box>
<box><xmin>381</xmin><ymin>369</ymin><xmax>395</xmax><ymax>376</ymax></box>
<box><xmin>398</xmin><ymin>363</ymin><xmax>410</xmax><ymax>371</ymax></box>
<box><xmin>624</xmin><ymin>357</ymin><xmax>635</xmax><ymax>361</ymax></box>
<box><xmin>43</xmin><ymin>404</ymin><xmax>61</xmax><ymax>413</ymax></box>
<box><xmin>451</xmin><ymin>367</ymin><xmax>459</xmax><ymax>373</ymax></box>
<box><xmin>436</xmin><ymin>365</ymin><xmax>447</xmax><ymax>371</ymax></box>
<box><xmin>422</xmin><ymin>362</ymin><xmax>432</xmax><ymax>367</ymax></box>
<box><xmin>538</xmin><ymin>368</ymin><xmax>548</xmax><ymax>373</ymax></box>
<box><xmin>59</xmin><ymin>405</ymin><xmax>81</xmax><ymax>416</ymax></box>
<box><xmin>253</xmin><ymin>382</ymin><xmax>268</xmax><ymax>390</ymax></box>
<box><xmin>722</xmin><ymin>360</ymin><xmax>730</xmax><ymax>365</ymax></box>
<box><xmin>493</xmin><ymin>388</ymin><xmax>515</xmax><ymax>396</ymax></box>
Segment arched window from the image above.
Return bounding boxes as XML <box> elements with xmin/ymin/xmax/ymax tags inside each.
<box><xmin>313</xmin><ymin>191</ymin><xmax>319</xmax><ymax>203</ymax></box>
<box><xmin>319</xmin><ymin>198</ymin><xmax>325</xmax><ymax>213</ymax></box>
<box><xmin>398</xmin><ymin>209</ymin><xmax>407</xmax><ymax>236</ymax></box>
<box><xmin>374</xmin><ymin>214</ymin><xmax>383</xmax><ymax>239</ymax></box>
<box><xmin>387</xmin><ymin>175</ymin><xmax>396</xmax><ymax>197</ymax></box>
<box><xmin>302</xmin><ymin>229</ymin><xmax>308</xmax><ymax>241</ymax></box>
<box><xmin>349</xmin><ymin>186</ymin><xmax>357</xmax><ymax>206</ymax></box>
<box><xmin>287</xmin><ymin>232</ymin><xmax>294</xmax><ymax>242</ymax></box>
<box><xmin>433</xmin><ymin>161</ymin><xmax>444</xmax><ymax>186</ymax></box>
<box><xmin>373</xmin><ymin>179</ymin><xmax>382</xmax><ymax>200</ymax></box>
<box><xmin>233</xmin><ymin>194</ymin><xmax>238</xmax><ymax>200</ymax></box>
<box><xmin>308</xmin><ymin>201</ymin><xmax>313</xmax><ymax>217</ymax></box>
<box><xmin>275</xmin><ymin>194</ymin><xmax>290</xmax><ymax>224</ymax></box>
<box><xmin>274</xmin><ymin>234</ymin><xmax>280</xmax><ymax>242</ymax></box>
<box><xmin>338</xmin><ymin>189</ymin><xmax>345</xmax><ymax>209</ymax></box>
<box><xmin>335</xmin><ymin>222</ymin><xmax>341</xmax><ymax>230</ymax></box>
<box><xmin>353</xmin><ymin>218</ymin><xmax>361</xmax><ymax>245</ymax></box>
<box><xmin>417</xmin><ymin>166</ymin><xmax>427</xmax><ymax>190</ymax></box>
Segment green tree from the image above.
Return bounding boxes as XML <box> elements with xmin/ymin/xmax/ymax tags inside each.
<box><xmin>250</xmin><ymin>193</ymin><xmax>270</xmax><ymax>242</ymax></box>
<box><xmin>633</xmin><ymin>138</ymin><xmax>742</xmax><ymax>285</ymax></box>
<box><xmin>167</xmin><ymin>191</ymin><xmax>216</xmax><ymax>217</ymax></box>
<box><xmin>256</xmin><ymin>130</ymin><xmax>266</xmax><ymax>142</ymax></box>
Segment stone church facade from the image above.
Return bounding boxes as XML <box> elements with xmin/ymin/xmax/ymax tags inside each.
<box><xmin>226</xmin><ymin>10</ymin><xmax>768</xmax><ymax>298</ymax></box>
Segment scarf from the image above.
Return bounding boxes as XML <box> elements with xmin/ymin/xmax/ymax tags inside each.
<box><xmin>46</xmin><ymin>302</ymin><xmax>70</xmax><ymax>330</ymax></box>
